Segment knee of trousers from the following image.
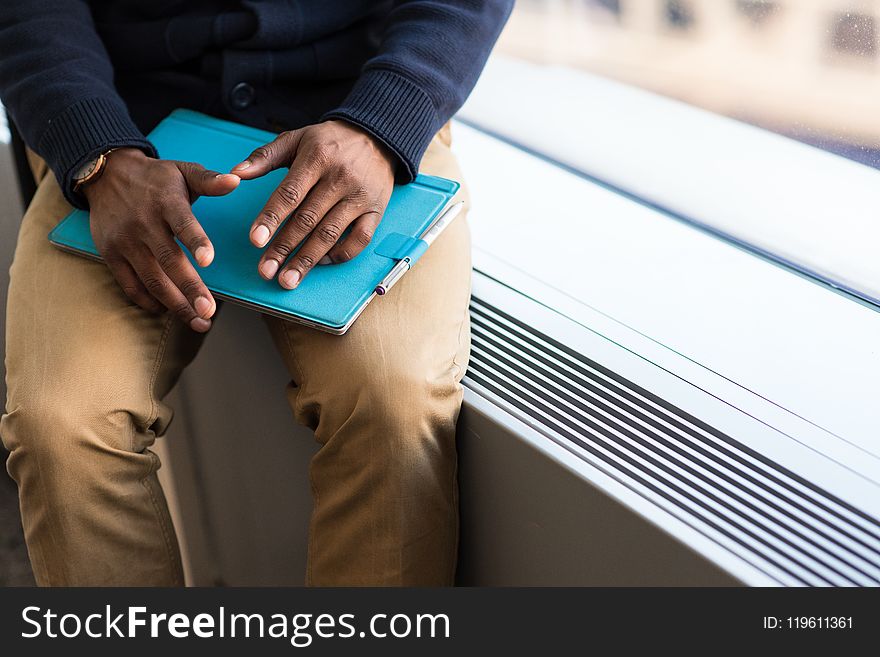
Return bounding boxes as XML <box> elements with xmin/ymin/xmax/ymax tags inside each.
<box><xmin>1</xmin><ymin>388</ymin><xmax>162</xmax><ymax>490</ymax></box>
<box><xmin>303</xmin><ymin>359</ymin><xmax>464</xmax><ymax>478</ymax></box>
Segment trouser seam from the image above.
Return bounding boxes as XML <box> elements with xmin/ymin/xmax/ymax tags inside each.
<box><xmin>449</xmin><ymin>315</ymin><xmax>469</xmax><ymax>586</ymax></box>
<box><xmin>141</xmin><ymin>465</ymin><xmax>182</xmax><ymax>586</ymax></box>
<box><xmin>451</xmin><ymin>297</ymin><xmax>471</xmax><ymax>381</ymax></box>
<box><xmin>142</xmin><ymin>314</ymin><xmax>182</xmax><ymax>585</ymax></box>
<box><xmin>450</xmin><ymin>388</ymin><xmax>463</xmax><ymax>586</ymax></box>
<box><xmin>143</xmin><ymin>315</ymin><xmax>175</xmax><ymax>443</ymax></box>
<box><xmin>448</xmin><ymin>232</ymin><xmax>471</xmax><ymax>585</ymax></box>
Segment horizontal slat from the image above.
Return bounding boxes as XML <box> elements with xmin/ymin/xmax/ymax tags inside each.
<box><xmin>464</xmin><ymin>296</ymin><xmax>880</xmax><ymax>587</ymax></box>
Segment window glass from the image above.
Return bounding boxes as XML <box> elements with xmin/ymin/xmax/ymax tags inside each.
<box><xmin>497</xmin><ymin>0</ymin><xmax>880</xmax><ymax>169</ymax></box>
<box><xmin>0</xmin><ymin>106</ymin><xmax>10</xmax><ymax>145</ymax></box>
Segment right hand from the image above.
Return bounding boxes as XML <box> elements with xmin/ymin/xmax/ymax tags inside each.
<box><xmin>82</xmin><ymin>148</ymin><xmax>240</xmax><ymax>332</ymax></box>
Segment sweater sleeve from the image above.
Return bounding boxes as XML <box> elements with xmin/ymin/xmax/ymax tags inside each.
<box><xmin>322</xmin><ymin>0</ymin><xmax>513</xmax><ymax>183</ymax></box>
<box><xmin>0</xmin><ymin>0</ymin><xmax>156</xmax><ymax>208</ymax></box>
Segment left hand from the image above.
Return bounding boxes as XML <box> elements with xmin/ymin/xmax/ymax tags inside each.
<box><xmin>231</xmin><ymin>120</ymin><xmax>396</xmax><ymax>288</ymax></box>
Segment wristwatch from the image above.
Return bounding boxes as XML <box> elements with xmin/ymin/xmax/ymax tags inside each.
<box><xmin>72</xmin><ymin>148</ymin><xmax>119</xmax><ymax>192</ymax></box>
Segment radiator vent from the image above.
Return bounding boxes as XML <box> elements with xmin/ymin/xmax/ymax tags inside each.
<box><xmin>464</xmin><ymin>296</ymin><xmax>880</xmax><ymax>586</ymax></box>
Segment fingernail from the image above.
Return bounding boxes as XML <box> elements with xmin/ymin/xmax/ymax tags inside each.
<box><xmin>193</xmin><ymin>246</ymin><xmax>212</xmax><ymax>266</ymax></box>
<box><xmin>233</xmin><ymin>160</ymin><xmax>251</xmax><ymax>171</ymax></box>
<box><xmin>194</xmin><ymin>295</ymin><xmax>212</xmax><ymax>318</ymax></box>
<box><xmin>280</xmin><ymin>270</ymin><xmax>300</xmax><ymax>289</ymax></box>
<box><xmin>190</xmin><ymin>317</ymin><xmax>211</xmax><ymax>332</ymax></box>
<box><xmin>252</xmin><ymin>225</ymin><xmax>270</xmax><ymax>247</ymax></box>
<box><xmin>260</xmin><ymin>259</ymin><xmax>279</xmax><ymax>279</ymax></box>
<box><xmin>318</xmin><ymin>255</ymin><xmax>332</xmax><ymax>265</ymax></box>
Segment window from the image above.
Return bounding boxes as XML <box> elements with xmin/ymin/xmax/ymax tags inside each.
<box><xmin>466</xmin><ymin>0</ymin><xmax>880</xmax><ymax>310</ymax></box>
<box><xmin>495</xmin><ymin>0</ymin><xmax>880</xmax><ymax>170</ymax></box>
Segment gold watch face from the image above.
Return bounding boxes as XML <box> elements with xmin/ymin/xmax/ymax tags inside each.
<box><xmin>73</xmin><ymin>157</ymin><xmax>100</xmax><ymax>183</ymax></box>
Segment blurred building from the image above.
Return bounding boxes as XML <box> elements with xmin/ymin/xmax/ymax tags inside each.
<box><xmin>497</xmin><ymin>0</ymin><xmax>880</xmax><ymax>157</ymax></box>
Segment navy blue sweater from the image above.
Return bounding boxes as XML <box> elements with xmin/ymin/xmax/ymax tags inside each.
<box><xmin>0</xmin><ymin>1</ymin><xmax>512</xmax><ymax>208</ymax></box>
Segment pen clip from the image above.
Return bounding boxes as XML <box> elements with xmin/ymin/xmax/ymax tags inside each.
<box><xmin>374</xmin><ymin>199</ymin><xmax>463</xmax><ymax>296</ymax></box>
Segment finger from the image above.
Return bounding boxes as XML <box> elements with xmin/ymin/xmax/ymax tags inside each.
<box><xmin>145</xmin><ymin>233</ymin><xmax>216</xmax><ymax>321</ymax></box>
<box><xmin>165</xmin><ymin>199</ymin><xmax>214</xmax><ymax>267</ymax></box>
<box><xmin>177</xmin><ymin>161</ymin><xmax>240</xmax><ymax>200</ymax></box>
<box><xmin>257</xmin><ymin>181</ymin><xmax>339</xmax><ymax>282</ymax></box>
<box><xmin>276</xmin><ymin>200</ymin><xmax>360</xmax><ymax>289</ymax></box>
<box><xmin>325</xmin><ymin>211</ymin><xmax>383</xmax><ymax>264</ymax></box>
<box><xmin>231</xmin><ymin>131</ymin><xmax>302</xmax><ymax>180</ymax></box>
<box><xmin>105</xmin><ymin>255</ymin><xmax>163</xmax><ymax>314</ymax></box>
<box><xmin>248</xmin><ymin>161</ymin><xmax>322</xmax><ymax>249</ymax></box>
<box><xmin>128</xmin><ymin>249</ymin><xmax>212</xmax><ymax>332</ymax></box>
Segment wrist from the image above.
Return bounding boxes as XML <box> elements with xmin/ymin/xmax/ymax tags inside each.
<box><xmin>328</xmin><ymin>119</ymin><xmax>398</xmax><ymax>176</ymax></box>
<box><xmin>81</xmin><ymin>147</ymin><xmax>148</xmax><ymax>204</ymax></box>
<box><xmin>363</xmin><ymin>131</ymin><xmax>398</xmax><ymax>175</ymax></box>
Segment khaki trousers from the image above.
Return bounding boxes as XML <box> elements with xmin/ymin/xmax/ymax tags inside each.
<box><xmin>1</xmin><ymin>127</ymin><xmax>471</xmax><ymax>586</ymax></box>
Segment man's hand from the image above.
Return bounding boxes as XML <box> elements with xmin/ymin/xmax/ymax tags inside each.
<box><xmin>231</xmin><ymin>120</ymin><xmax>396</xmax><ymax>289</ymax></box>
<box><xmin>83</xmin><ymin>148</ymin><xmax>240</xmax><ymax>332</ymax></box>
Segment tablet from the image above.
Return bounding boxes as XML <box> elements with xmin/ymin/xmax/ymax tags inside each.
<box><xmin>49</xmin><ymin>109</ymin><xmax>460</xmax><ymax>334</ymax></box>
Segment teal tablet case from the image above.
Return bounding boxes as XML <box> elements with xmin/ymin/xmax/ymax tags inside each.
<box><xmin>48</xmin><ymin>109</ymin><xmax>460</xmax><ymax>333</ymax></box>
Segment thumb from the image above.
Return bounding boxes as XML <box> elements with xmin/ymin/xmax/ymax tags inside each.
<box><xmin>178</xmin><ymin>162</ymin><xmax>240</xmax><ymax>201</ymax></box>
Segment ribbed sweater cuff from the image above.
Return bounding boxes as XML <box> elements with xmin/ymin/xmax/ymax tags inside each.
<box><xmin>37</xmin><ymin>96</ymin><xmax>157</xmax><ymax>209</ymax></box>
<box><xmin>322</xmin><ymin>68</ymin><xmax>439</xmax><ymax>183</ymax></box>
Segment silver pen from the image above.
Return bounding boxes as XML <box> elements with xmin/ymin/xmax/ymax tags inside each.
<box><xmin>375</xmin><ymin>201</ymin><xmax>465</xmax><ymax>295</ymax></box>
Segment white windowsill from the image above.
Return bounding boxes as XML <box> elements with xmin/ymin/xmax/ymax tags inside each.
<box><xmin>451</xmin><ymin>116</ymin><xmax>880</xmax><ymax>481</ymax></box>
